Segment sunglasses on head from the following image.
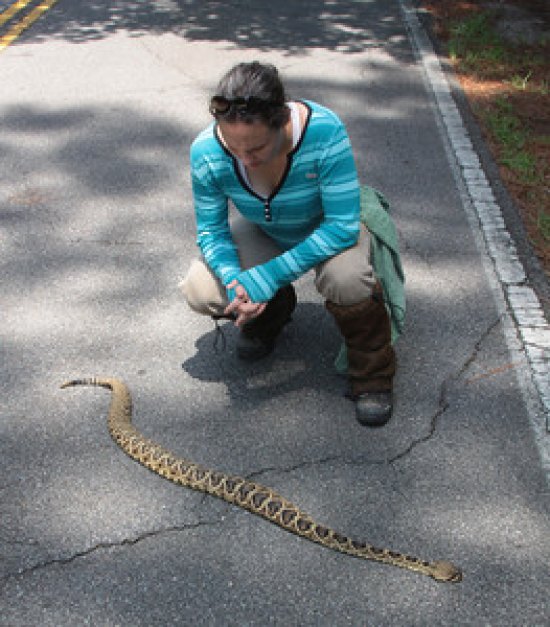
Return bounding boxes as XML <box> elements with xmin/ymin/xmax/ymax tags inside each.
<box><xmin>209</xmin><ymin>95</ymin><xmax>274</xmax><ymax>116</ymax></box>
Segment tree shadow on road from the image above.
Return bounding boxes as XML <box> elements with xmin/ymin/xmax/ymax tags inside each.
<box><xmin>23</xmin><ymin>0</ymin><xmax>407</xmax><ymax>57</ymax></box>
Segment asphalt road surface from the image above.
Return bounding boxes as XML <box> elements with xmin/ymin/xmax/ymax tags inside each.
<box><xmin>1</xmin><ymin>1</ymin><xmax>548</xmax><ymax>625</ymax></box>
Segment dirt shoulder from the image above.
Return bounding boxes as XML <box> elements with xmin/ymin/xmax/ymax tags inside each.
<box><xmin>417</xmin><ymin>0</ymin><xmax>549</xmax><ymax>298</ymax></box>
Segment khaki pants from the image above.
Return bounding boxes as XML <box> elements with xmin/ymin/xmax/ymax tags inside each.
<box><xmin>180</xmin><ymin>217</ymin><xmax>377</xmax><ymax>315</ymax></box>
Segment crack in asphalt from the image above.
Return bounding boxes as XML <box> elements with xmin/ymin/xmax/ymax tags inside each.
<box><xmin>0</xmin><ymin>453</ymin><xmax>400</xmax><ymax>587</ymax></box>
<box><xmin>245</xmin><ymin>453</ymin><xmax>399</xmax><ymax>484</ymax></box>
<box><xmin>1</xmin><ymin>318</ymin><xmax>502</xmax><ymax>587</ymax></box>
<box><xmin>245</xmin><ymin>454</ymin><xmax>352</xmax><ymax>483</ymax></box>
<box><xmin>202</xmin><ymin>317</ymin><xmax>502</xmax><ymax>483</ymax></box>
<box><xmin>0</xmin><ymin>518</ymin><xmax>222</xmax><ymax>589</ymax></box>
<box><xmin>388</xmin><ymin>315</ymin><xmax>503</xmax><ymax>464</ymax></box>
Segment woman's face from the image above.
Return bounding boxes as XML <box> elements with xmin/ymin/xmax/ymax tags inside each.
<box><xmin>218</xmin><ymin>120</ymin><xmax>284</xmax><ymax>169</ymax></box>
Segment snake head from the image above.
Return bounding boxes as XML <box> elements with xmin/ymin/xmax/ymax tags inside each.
<box><xmin>431</xmin><ymin>560</ymin><xmax>463</xmax><ymax>583</ymax></box>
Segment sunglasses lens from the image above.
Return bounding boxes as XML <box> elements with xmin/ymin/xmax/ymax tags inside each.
<box><xmin>209</xmin><ymin>96</ymin><xmax>271</xmax><ymax>116</ymax></box>
<box><xmin>209</xmin><ymin>97</ymin><xmax>231</xmax><ymax>115</ymax></box>
<box><xmin>239</xmin><ymin>97</ymin><xmax>261</xmax><ymax>113</ymax></box>
<box><xmin>232</xmin><ymin>98</ymin><xmax>250</xmax><ymax>114</ymax></box>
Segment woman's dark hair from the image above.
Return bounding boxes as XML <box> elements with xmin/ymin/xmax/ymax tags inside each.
<box><xmin>210</xmin><ymin>62</ymin><xmax>290</xmax><ymax>129</ymax></box>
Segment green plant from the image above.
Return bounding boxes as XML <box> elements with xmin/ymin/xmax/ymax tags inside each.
<box><xmin>501</xmin><ymin>151</ymin><xmax>537</xmax><ymax>182</ymax></box>
<box><xmin>483</xmin><ymin>98</ymin><xmax>540</xmax><ymax>184</ymax></box>
<box><xmin>485</xmin><ymin>98</ymin><xmax>525</xmax><ymax>148</ymax></box>
<box><xmin>448</xmin><ymin>12</ymin><xmax>506</xmax><ymax>65</ymax></box>
<box><xmin>432</xmin><ymin>2</ymin><xmax>549</xmax><ymax>270</ymax></box>
<box><xmin>509</xmin><ymin>71</ymin><xmax>532</xmax><ymax>91</ymax></box>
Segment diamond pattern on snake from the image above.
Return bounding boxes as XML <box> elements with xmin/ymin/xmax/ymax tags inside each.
<box><xmin>61</xmin><ymin>377</ymin><xmax>462</xmax><ymax>583</ymax></box>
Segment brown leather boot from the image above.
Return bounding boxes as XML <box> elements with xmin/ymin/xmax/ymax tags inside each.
<box><xmin>326</xmin><ymin>284</ymin><xmax>396</xmax><ymax>427</ymax></box>
<box><xmin>237</xmin><ymin>285</ymin><xmax>297</xmax><ymax>360</ymax></box>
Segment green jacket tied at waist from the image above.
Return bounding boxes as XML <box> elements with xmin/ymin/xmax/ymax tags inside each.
<box><xmin>334</xmin><ymin>185</ymin><xmax>406</xmax><ymax>374</ymax></box>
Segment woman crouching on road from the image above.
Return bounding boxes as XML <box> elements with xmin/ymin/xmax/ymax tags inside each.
<box><xmin>180</xmin><ymin>61</ymin><xmax>397</xmax><ymax>427</ymax></box>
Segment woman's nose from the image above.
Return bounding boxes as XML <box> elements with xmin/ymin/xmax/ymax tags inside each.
<box><xmin>241</xmin><ymin>153</ymin><xmax>256</xmax><ymax>166</ymax></box>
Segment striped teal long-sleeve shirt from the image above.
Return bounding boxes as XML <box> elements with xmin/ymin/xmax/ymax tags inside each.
<box><xmin>190</xmin><ymin>100</ymin><xmax>361</xmax><ymax>303</ymax></box>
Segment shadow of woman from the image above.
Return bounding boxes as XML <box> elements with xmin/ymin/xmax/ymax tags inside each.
<box><xmin>181</xmin><ymin>302</ymin><xmax>346</xmax><ymax>408</ymax></box>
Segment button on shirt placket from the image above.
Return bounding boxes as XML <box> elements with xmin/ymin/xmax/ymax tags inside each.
<box><xmin>263</xmin><ymin>199</ymin><xmax>272</xmax><ymax>222</ymax></box>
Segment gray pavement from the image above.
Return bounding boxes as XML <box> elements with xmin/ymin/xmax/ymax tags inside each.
<box><xmin>1</xmin><ymin>1</ymin><xmax>549</xmax><ymax>625</ymax></box>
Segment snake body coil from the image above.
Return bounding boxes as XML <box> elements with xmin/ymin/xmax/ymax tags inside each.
<box><xmin>61</xmin><ymin>377</ymin><xmax>462</xmax><ymax>583</ymax></box>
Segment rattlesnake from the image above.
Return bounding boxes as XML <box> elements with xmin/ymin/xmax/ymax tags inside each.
<box><xmin>61</xmin><ymin>377</ymin><xmax>462</xmax><ymax>583</ymax></box>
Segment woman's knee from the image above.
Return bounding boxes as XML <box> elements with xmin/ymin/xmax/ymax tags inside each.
<box><xmin>179</xmin><ymin>258</ymin><xmax>228</xmax><ymax>316</ymax></box>
<box><xmin>314</xmin><ymin>227</ymin><xmax>376</xmax><ymax>305</ymax></box>
<box><xmin>180</xmin><ymin>217</ymin><xmax>281</xmax><ymax>315</ymax></box>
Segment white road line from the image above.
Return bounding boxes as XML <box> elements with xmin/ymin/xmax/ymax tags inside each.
<box><xmin>398</xmin><ymin>0</ymin><xmax>550</xmax><ymax>481</ymax></box>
